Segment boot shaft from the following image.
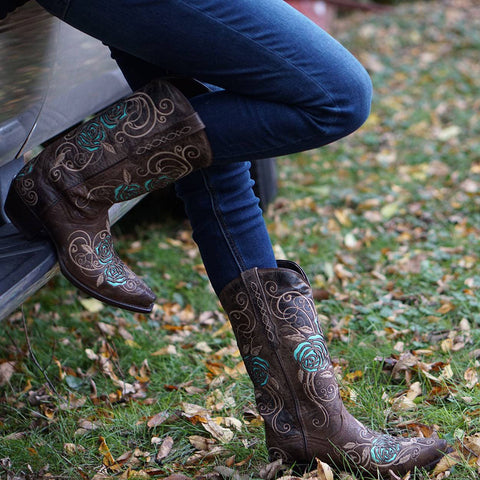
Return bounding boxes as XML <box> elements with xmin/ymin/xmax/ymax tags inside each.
<box><xmin>219</xmin><ymin>261</ymin><xmax>343</xmax><ymax>463</ymax></box>
<box><xmin>11</xmin><ymin>79</ymin><xmax>211</xmax><ymax>216</ymax></box>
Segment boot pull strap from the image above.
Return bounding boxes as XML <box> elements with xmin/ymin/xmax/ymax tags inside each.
<box><xmin>276</xmin><ymin>260</ymin><xmax>309</xmax><ymax>283</ymax></box>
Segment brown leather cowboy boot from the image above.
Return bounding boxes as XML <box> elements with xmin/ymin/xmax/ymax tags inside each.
<box><xmin>5</xmin><ymin>79</ymin><xmax>212</xmax><ymax>313</ymax></box>
<box><xmin>219</xmin><ymin>261</ymin><xmax>449</xmax><ymax>479</ymax></box>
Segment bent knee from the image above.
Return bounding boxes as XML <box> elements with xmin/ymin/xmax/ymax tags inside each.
<box><xmin>309</xmin><ymin>61</ymin><xmax>373</xmax><ymax>142</ymax></box>
<box><xmin>339</xmin><ymin>65</ymin><xmax>373</xmax><ymax>134</ymax></box>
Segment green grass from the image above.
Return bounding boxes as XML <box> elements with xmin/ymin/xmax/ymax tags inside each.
<box><xmin>1</xmin><ymin>1</ymin><xmax>480</xmax><ymax>479</ymax></box>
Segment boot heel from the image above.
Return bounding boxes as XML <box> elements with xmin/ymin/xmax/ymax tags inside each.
<box><xmin>4</xmin><ymin>187</ymin><xmax>46</xmax><ymax>240</ymax></box>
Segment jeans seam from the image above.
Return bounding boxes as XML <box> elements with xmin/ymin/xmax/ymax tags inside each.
<box><xmin>200</xmin><ymin>169</ymin><xmax>247</xmax><ymax>273</ymax></box>
<box><xmin>176</xmin><ymin>0</ymin><xmax>341</xmax><ymax>121</ymax></box>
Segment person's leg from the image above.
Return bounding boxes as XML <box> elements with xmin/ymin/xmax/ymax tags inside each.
<box><xmin>108</xmin><ymin>46</ymin><xmax>276</xmax><ymax>294</ymax></box>
<box><xmin>39</xmin><ymin>0</ymin><xmax>370</xmax><ymax>293</ymax></box>
<box><xmin>175</xmin><ymin>164</ymin><xmax>276</xmax><ymax>294</ymax></box>
<box><xmin>36</xmin><ymin>0</ymin><xmax>372</xmax><ymax>163</ymax></box>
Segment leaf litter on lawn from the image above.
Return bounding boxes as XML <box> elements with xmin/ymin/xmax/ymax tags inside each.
<box><xmin>2</xmin><ymin>1</ymin><xmax>480</xmax><ymax>479</ymax></box>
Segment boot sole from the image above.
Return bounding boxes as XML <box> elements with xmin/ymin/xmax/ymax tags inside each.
<box><xmin>289</xmin><ymin>445</ymin><xmax>452</xmax><ymax>480</ymax></box>
<box><xmin>5</xmin><ymin>187</ymin><xmax>155</xmax><ymax>314</ymax></box>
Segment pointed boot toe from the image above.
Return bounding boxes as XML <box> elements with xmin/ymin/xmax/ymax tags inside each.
<box><xmin>410</xmin><ymin>437</ymin><xmax>450</xmax><ymax>472</ymax></box>
<box><xmin>62</xmin><ymin>258</ymin><xmax>157</xmax><ymax>313</ymax></box>
<box><xmin>51</xmin><ymin>219</ymin><xmax>157</xmax><ymax>313</ymax></box>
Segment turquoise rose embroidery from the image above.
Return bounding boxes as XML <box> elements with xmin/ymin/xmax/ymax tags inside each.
<box><xmin>144</xmin><ymin>176</ymin><xmax>170</xmax><ymax>192</ymax></box>
<box><xmin>370</xmin><ymin>436</ymin><xmax>401</xmax><ymax>464</ymax></box>
<box><xmin>77</xmin><ymin>122</ymin><xmax>106</xmax><ymax>152</ymax></box>
<box><xmin>294</xmin><ymin>334</ymin><xmax>329</xmax><ymax>373</ymax></box>
<box><xmin>114</xmin><ymin>183</ymin><xmax>142</xmax><ymax>202</ymax></box>
<box><xmin>95</xmin><ymin>236</ymin><xmax>114</xmax><ymax>265</ymax></box>
<box><xmin>244</xmin><ymin>355</ymin><xmax>269</xmax><ymax>387</ymax></box>
<box><xmin>104</xmin><ymin>263</ymin><xmax>129</xmax><ymax>287</ymax></box>
<box><xmin>100</xmin><ymin>101</ymin><xmax>128</xmax><ymax>129</ymax></box>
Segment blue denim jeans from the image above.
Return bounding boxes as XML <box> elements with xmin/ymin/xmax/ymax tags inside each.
<box><xmin>36</xmin><ymin>0</ymin><xmax>372</xmax><ymax>294</ymax></box>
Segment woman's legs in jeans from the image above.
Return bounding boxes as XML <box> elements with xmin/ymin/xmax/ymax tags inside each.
<box><xmin>35</xmin><ymin>0</ymin><xmax>372</xmax><ymax>293</ymax></box>
<box><xmin>36</xmin><ymin>0</ymin><xmax>372</xmax><ymax>162</ymax></box>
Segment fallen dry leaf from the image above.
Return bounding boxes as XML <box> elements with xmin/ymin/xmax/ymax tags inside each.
<box><xmin>98</xmin><ymin>436</ymin><xmax>122</xmax><ymax>472</ymax></box>
<box><xmin>97</xmin><ymin>321</ymin><xmax>117</xmax><ymax>337</ymax></box>
<box><xmin>464</xmin><ymin>368</ymin><xmax>479</xmax><ymax>389</ymax></box>
<box><xmin>259</xmin><ymin>459</ymin><xmax>284</xmax><ymax>480</ymax></box>
<box><xmin>432</xmin><ymin>452</ymin><xmax>462</xmax><ymax>475</ymax></box>
<box><xmin>463</xmin><ymin>433</ymin><xmax>480</xmax><ymax>457</ymax></box>
<box><xmin>316</xmin><ymin>457</ymin><xmax>334</xmax><ymax>480</ymax></box>
<box><xmin>0</xmin><ymin>362</ymin><xmax>15</xmax><ymax>386</ymax></box>
<box><xmin>202</xmin><ymin>418</ymin><xmax>234</xmax><ymax>443</ymax></box>
<box><xmin>155</xmin><ymin>435</ymin><xmax>174</xmax><ymax>462</ymax></box>
<box><xmin>189</xmin><ymin>435</ymin><xmax>216</xmax><ymax>451</ymax></box>
<box><xmin>147</xmin><ymin>411</ymin><xmax>170</xmax><ymax>428</ymax></box>
<box><xmin>79</xmin><ymin>298</ymin><xmax>104</xmax><ymax>313</ymax></box>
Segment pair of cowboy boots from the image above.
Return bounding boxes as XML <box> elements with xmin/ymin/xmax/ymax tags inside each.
<box><xmin>7</xmin><ymin>77</ymin><xmax>448</xmax><ymax>477</ymax></box>
<box><xmin>6</xmin><ymin>79</ymin><xmax>212</xmax><ymax>312</ymax></box>
<box><xmin>220</xmin><ymin>261</ymin><xmax>449</xmax><ymax>479</ymax></box>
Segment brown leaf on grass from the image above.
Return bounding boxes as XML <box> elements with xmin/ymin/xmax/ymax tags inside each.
<box><xmin>63</xmin><ymin>443</ymin><xmax>86</xmax><ymax>455</ymax></box>
<box><xmin>0</xmin><ymin>361</ymin><xmax>15</xmax><ymax>386</ymax></box>
<box><xmin>316</xmin><ymin>457</ymin><xmax>334</xmax><ymax>480</ymax></box>
<box><xmin>97</xmin><ymin>322</ymin><xmax>117</xmax><ymax>337</ymax></box>
<box><xmin>118</xmin><ymin>326</ymin><xmax>134</xmax><ymax>342</ymax></box>
<box><xmin>3</xmin><ymin>432</ymin><xmax>26</xmax><ymax>440</ymax></box>
<box><xmin>189</xmin><ymin>435</ymin><xmax>217</xmax><ymax>451</ymax></box>
<box><xmin>243</xmin><ymin>407</ymin><xmax>263</xmax><ymax>426</ymax></box>
<box><xmin>436</xmin><ymin>302</ymin><xmax>456</xmax><ymax>315</ymax></box>
<box><xmin>151</xmin><ymin>345</ymin><xmax>177</xmax><ymax>356</ymax></box>
<box><xmin>391</xmin><ymin>381</ymin><xmax>422</xmax><ymax>412</ymax></box>
<box><xmin>128</xmin><ymin>359</ymin><xmax>151</xmax><ymax>383</ymax></box>
<box><xmin>214</xmin><ymin>466</ymin><xmax>249</xmax><ymax>480</ymax></box>
<box><xmin>336</xmin><ymin>474</ymin><xmax>359</xmax><ymax>480</ymax></box>
<box><xmin>464</xmin><ymin>368</ymin><xmax>479</xmax><ymax>389</ymax></box>
<box><xmin>91</xmin><ymin>474</ymin><xmax>111</xmax><ymax>480</ymax></box>
<box><xmin>343</xmin><ymin>370</ymin><xmax>363</xmax><ymax>383</ymax></box>
<box><xmin>206</xmin><ymin>388</ymin><xmax>236</xmax><ymax>411</ymax></box>
<box><xmin>146</xmin><ymin>411</ymin><xmax>171</xmax><ymax>428</ymax></box>
<box><xmin>98</xmin><ymin>436</ymin><xmax>122</xmax><ymax>472</ymax></box>
<box><xmin>432</xmin><ymin>452</ymin><xmax>462</xmax><ymax>475</ymax></box>
<box><xmin>463</xmin><ymin>433</ymin><xmax>480</xmax><ymax>457</ymax></box>
<box><xmin>115</xmin><ymin>450</ymin><xmax>140</xmax><ymax>466</ymax></box>
<box><xmin>59</xmin><ymin>393</ymin><xmax>87</xmax><ymax>411</ymax></box>
<box><xmin>163</xmin><ymin>475</ymin><xmax>192</xmax><ymax>480</ymax></box>
<box><xmin>202</xmin><ymin>417</ymin><xmax>234</xmax><ymax>443</ymax></box>
<box><xmin>40</xmin><ymin>403</ymin><xmax>56</xmax><ymax>420</ymax></box>
<box><xmin>259</xmin><ymin>459</ymin><xmax>284</xmax><ymax>480</ymax></box>
<box><xmin>398</xmin><ymin>421</ymin><xmax>440</xmax><ymax>438</ymax></box>
<box><xmin>75</xmin><ymin>418</ymin><xmax>102</xmax><ymax>435</ymax></box>
<box><xmin>181</xmin><ymin>402</ymin><xmax>235</xmax><ymax>442</ymax></box>
<box><xmin>391</xmin><ymin>352</ymin><xmax>419</xmax><ymax>380</ymax></box>
<box><xmin>119</xmin><ymin>469</ymin><xmax>150</xmax><ymax>479</ymax></box>
<box><xmin>155</xmin><ymin>436</ymin><xmax>174</xmax><ymax>462</ymax></box>
<box><xmin>80</xmin><ymin>298</ymin><xmax>104</xmax><ymax>313</ymax></box>
<box><xmin>186</xmin><ymin>446</ymin><xmax>229</xmax><ymax>466</ymax></box>
<box><xmin>115</xmin><ymin>449</ymin><xmax>145</xmax><ymax>469</ymax></box>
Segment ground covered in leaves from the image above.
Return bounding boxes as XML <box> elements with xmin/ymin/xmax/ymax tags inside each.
<box><xmin>1</xmin><ymin>1</ymin><xmax>480</xmax><ymax>479</ymax></box>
